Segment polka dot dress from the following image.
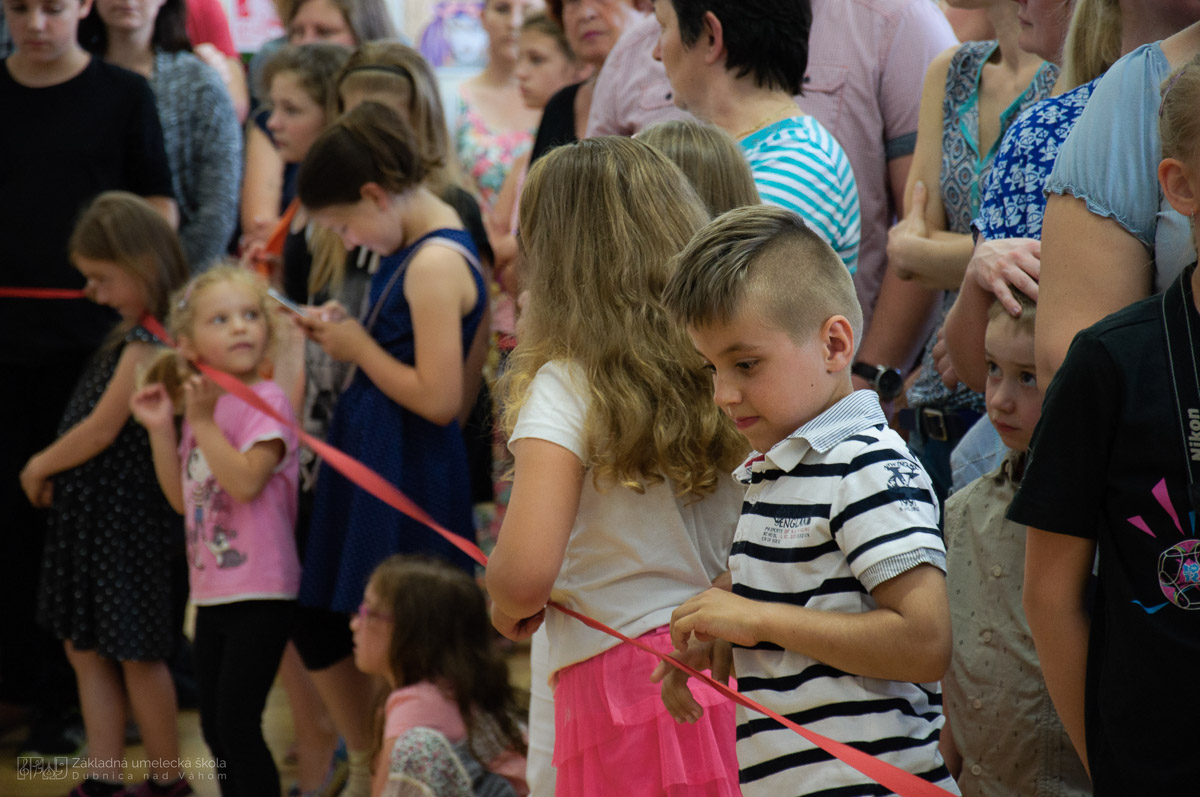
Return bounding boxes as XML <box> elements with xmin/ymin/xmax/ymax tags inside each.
<box><xmin>37</xmin><ymin>327</ymin><xmax>182</xmax><ymax>661</ymax></box>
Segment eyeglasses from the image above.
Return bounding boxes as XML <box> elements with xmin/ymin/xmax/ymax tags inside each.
<box><xmin>355</xmin><ymin>603</ymin><xmax>394</xmax><ymax>623</ymax></box>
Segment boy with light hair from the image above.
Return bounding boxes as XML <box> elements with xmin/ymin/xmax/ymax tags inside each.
<box><xmin>658</xmin><ymin>205</ymin><xmax>959</xmax><ymax>796</ymax></box>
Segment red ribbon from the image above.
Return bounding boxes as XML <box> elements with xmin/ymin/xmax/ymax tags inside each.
<box><xmin>137</xmin><ymin>312</ymin><xmax>954</xmax><ymax>797</ymax></box>
<box><xmin>0</xmin><ymin>287</ymin><xmax>87</xmax><ymax>299</ymax></box>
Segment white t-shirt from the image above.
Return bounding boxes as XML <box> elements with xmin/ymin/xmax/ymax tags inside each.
<box><xmin>510</xmin><ymin>360</ymin><xmax>742</xmax><ymax>676</ymax></box>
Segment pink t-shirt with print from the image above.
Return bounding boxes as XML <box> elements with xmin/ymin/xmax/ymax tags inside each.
<box><xmin>181</xmin><ymin>379</ymin><xmax>300</xmax><ymax>604</ymax></box>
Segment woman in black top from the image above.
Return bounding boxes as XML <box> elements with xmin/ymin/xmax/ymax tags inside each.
<box><xmin>530</xmin><ymin>0</ymin><xmax>642</xmax><ymax>162</ymax></box>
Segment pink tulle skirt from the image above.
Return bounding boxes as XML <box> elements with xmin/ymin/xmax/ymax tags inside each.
<box><xmin>552</xmin><ymin>626</ymin><xmax>742</xmax><ymax>796</ymax></box>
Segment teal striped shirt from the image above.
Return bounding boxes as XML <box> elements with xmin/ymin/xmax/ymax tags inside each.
<box><xmin>740</xmin><ymin>116</ymin><xmax>861</xmax><ymax>273</ymax></box>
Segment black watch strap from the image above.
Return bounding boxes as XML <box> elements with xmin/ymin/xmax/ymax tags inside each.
<box><xmin>852</xmin><ymin>362</ymin><xmax>903</xmax><ymax>401</ymax></box>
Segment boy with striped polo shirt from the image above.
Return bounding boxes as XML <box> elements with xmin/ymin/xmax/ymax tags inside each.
<box><xmin>659</xmin><ymin>205</ymin><xmax>958</xmax><ymax>796</ymax></box>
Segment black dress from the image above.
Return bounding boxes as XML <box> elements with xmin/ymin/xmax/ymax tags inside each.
<box><xmin>37</xmin><ymin>327</ymin><xmax>183</xmax><ymax>661</ymax></box>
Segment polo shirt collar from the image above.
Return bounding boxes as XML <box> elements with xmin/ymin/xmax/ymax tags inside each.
<box><xmin>735</xmin><ymin>390</ymin><xmax>887</xmax><ymax>482</ymax></box>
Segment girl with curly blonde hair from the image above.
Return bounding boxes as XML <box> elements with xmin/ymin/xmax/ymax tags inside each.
<box><xmin>486</xmin><ymin>136</ymin><xmax>746</xmax><ymax>796</ymax></box>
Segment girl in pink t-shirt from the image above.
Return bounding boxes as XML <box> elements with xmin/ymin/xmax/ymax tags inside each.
<box><xmin>132</xmin><ymin>265</ymin><xmax>301</xmax><ymax>797</ymax></box>
<box><xmin>352</xmin><ymin>555</ymin><xmax>528</xmax><ymax>797</ymax></box>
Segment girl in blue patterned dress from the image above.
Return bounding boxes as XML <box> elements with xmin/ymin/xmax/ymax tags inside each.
<box><xmin>21</xmin><ymin>193</ymin><xmax>191</xmax><ymax>797</ymax></box>
<box><xmin>291</xmin><ymin>100</ymin><xmax>487</xmax><ymax>797</ymax></box>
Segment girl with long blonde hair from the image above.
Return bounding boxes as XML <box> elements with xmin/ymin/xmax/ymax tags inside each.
<box><xmin>485</xmin><ymin>136</ymin><xmax>746</xmax><ymax>796</ymax></box>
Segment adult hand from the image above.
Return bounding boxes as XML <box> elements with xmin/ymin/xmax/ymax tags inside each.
<box><xmin>490</xmin><ymin>603</ymin><xmax>545</xmax><ymax>642</ymax></box>
<box><xmin>931</xmin><ymin>327</ymin><xmax>959</xmax><ymax>389</ymax></box>
<box><xmin>238</xmin><ymin>238</ymin><xmax>281</xmax><ymax>278</ymax></box>
<box><xmin>966</xmin><ymin>237</ymin><xmax>1041</xmax><ymax>314</ymax></box>
<box><xmin>130</xmin><ymin>383</ymin><xmax>177</xmax><ymax>433</ymax></box>
<box><xmin>888</xmin><ymin>180</ymin><xmax>931</xmax><ymax>281</ymax></box>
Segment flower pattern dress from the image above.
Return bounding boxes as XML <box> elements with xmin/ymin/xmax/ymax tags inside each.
<box><xmin>455</xmin><ymin>86</ymin><xmax>532</xmax><ymax>212</ymax></box>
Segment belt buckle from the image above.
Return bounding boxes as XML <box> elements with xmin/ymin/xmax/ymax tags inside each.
<box><xmin>923</xmin><ymin>408</ymin><xmax>949</xmax><ymax>442</ymax></box>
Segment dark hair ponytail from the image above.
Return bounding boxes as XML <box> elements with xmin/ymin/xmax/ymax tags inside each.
<box><xmin>297</xmin><ymin>101</ymin><xmax>426</xmax><ymax>210</ymax></box>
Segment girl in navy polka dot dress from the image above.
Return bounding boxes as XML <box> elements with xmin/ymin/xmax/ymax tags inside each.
<box><xmin>19</xmin><ymin>193</ymin><xmax>192</xmax><ymax>797</ymax></box>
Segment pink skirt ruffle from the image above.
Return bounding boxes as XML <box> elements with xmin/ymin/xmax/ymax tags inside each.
<box><xmin>552</xmin><ymin>626</ymin><xmax>742</xmax><ymax>796</ymax></box>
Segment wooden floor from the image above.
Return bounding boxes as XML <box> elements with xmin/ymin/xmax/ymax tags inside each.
<box><xmin>0</xmin><ymin>649</ymin><xmax>531</xmax><ymax>796</ymax></box>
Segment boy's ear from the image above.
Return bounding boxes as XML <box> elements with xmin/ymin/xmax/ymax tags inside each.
<box><xmin>360</xmin><ymin>182</ymin><xmax>390</xmax><ymax>210</ymax></box>
<box><xmin>821</xmin><ymin>315</ymin><xmax>855</xmax><ymax>373</ymax></box>
<box><xmin>1159</xmin><ymin>157</ymin><xmax>1198</xmax><ymax>218</ymax></box>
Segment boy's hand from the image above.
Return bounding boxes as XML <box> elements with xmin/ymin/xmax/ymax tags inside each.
<box><xmin>130</xmin><ymin>383</ymin><xmax>176</xmax><ymax>432</ymax></box>
<box><xmin>670</xmin><ymin>588</ymin><xmax>759</xmax><ymax>651</ymax></box>
<box><xmin>490</xmin><ymin>603</ymin><xmax>545</xmax><ymax>642</ymax></box>
<box><xmin>650</xmin><ymin>638</ymin><xmax>733</xmax><ymax>724</ymax></box>
<box><xmin>183</xmin><ymin>374</ymin><xmax>223</xmax><ymax>423</ymax></box>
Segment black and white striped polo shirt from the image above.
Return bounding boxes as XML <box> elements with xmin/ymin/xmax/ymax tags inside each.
<box><xmin>729</xmin><ymin>390</ymin><xmax>957</xmax><ymax>796</ymax></box>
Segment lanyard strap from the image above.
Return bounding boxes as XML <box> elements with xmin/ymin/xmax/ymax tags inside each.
<box><xmin>1160</xmin><ymin>263</ymin><xmax>1200</xmax><ymax>510</ymax></box>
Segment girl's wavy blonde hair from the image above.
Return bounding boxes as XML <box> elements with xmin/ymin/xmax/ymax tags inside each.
<box><xmin>142</xmin><ymin>265</ymin><xmax>280</xmax><ymax>402</ymax></box>
<box><xmin>500</xmin><ymin>137</ymin><xmax>748</xmax><ymax>497</ymax></box>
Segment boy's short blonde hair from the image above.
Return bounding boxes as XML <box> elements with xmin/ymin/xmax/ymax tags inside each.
<box><xmin>663</xmin><ymin>205</ymin><xmax>862</xmax><ymax>346</ymax></box>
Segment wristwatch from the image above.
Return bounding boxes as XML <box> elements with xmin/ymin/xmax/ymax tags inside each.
<box><xmin>851</xmin><ymin>362</ymin><xmax>904</xmax><ymax>401</ymax></box>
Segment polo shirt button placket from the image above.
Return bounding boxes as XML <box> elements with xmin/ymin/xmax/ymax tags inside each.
<box><xmin>970</xmin><ymin>764</ymin><xmax>982</xmax><ymax>777</ymax></box>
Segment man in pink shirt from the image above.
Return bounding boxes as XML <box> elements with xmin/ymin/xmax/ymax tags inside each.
<box><xmin>588</xmin><ymin>0</ymin><xmax>955</xmax><ymax>344</ymax></box>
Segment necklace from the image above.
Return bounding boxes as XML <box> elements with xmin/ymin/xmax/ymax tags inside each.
<box><xmin>733</xmin><ymin>100</ymin><xmax>800</xmax><ymax>140</ymax></box>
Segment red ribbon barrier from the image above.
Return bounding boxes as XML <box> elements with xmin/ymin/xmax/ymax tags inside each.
<box><xmin>0</xmin><ymin>287</ymin><xmax>87</xmax><ymax>299</ymax></box>
<box><xmin>132</xmin><ymin>311</ymin><xmax>953</xmax><ymax>797</ymax></box>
